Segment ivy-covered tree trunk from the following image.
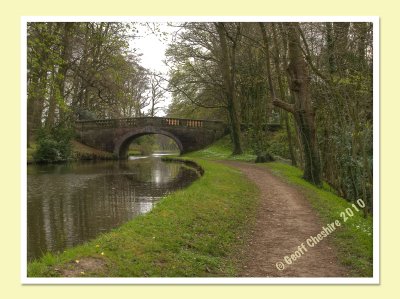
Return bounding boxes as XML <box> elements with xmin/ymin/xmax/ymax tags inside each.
<box><xmin>274</xmin><ymin>23</ymin><xmax>322</xmax><ymax>185</ymax></box>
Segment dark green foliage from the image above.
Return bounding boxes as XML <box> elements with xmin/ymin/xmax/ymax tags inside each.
<box><xmin>34</xmin><ymin>126</ymin><xmax>74</xmax><ymax>163</ymax></box>
<box><xmin>246</xmin><ymin>128</ymin><xmax>291</xmax><ymax>162</ymax></box>
<box><xmin>268</xmin><ymin>130</ymin><xmax>291</xmax><ymax>159</ymax></box>
<box><xmin>245</xmin><ymin>126</ymin><xmax>273</xmax><ymax>160</ymax></box>
<box><xmin>77</xmin><ymin>109</ymin><xmax>97</xmax><ymax>120</ymax></box>
<box><xmin>255</xmin><ymin>152</ymin><xmax>274</xmax><ymax>163</ymax></box>
<box><xmin>34</xmin><ymin>138</ymin><xmax>61</xmax><ymax>163</ymax></box>
<box><xmin>128</xmin><ymin>135</ymin><xmax>156</xmax><ymax>155</ymax></box>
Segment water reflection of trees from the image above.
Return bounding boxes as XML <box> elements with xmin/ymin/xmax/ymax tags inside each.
<box><xmin>27</xmin><ymin>159</ymin><xmax>199</xmax><ymax>261</ymax></box>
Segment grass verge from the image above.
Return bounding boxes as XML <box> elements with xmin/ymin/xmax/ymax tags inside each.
<box><xmin>187</xmin><ymin>136</ymin><xmax>256</xmax><ymax>162</ymax></box>
<box><xmin>262</xmin><ymin>162</ymin><xmax>373</xmax><ymax>277</ymax></box>
<box><xmin>188</xmin><ymin>140</ymin><xmax>373</xmax><ymax>277</ymax></box>
<box><xmin>28</xmin><ymin>158</ymin><xmax>259</xmax><ymax>277</ymax></box>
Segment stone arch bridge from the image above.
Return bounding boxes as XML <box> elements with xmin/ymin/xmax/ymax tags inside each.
<box><xmin>75</xmin><ymin>117</ymin><xmax>229</xmax><ymax>158</ymax></box>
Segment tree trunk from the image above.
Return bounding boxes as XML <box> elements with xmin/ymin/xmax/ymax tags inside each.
<box><xmin>326</xmin><ymin>22</ymin><xmax>336</xmax><ymax>75</ymax></box>
<box><xmin>215</xmin><ymin>22</ymin><xmax>243</xmax><ymax>155</ymax></box>
<box><xmin>45</xmin><ymin>67</ymin><xmax>57</xmax><ymax>128</ymax></box>
<box><xmin>27</xmin><ymin>73</ymin><xmax>39</xmax><ymax>145</ymax></box>
<box><xmin>333</xmin><ymin>22</ymin><xmax>350</xmax><ymax>75</ymax></box>
<box><xmin>57</xmin><ymin>22</ymin><xmax>74</xmax><ymax>123</ymax></box>
<box><xmin>27</xmin><ymin>67</ymin><xmax>47</xmax><ymax>143</ymax></box>
<box><xmin>271</xmin><ymin>23</ymin><xmax>297</xmax><ymax>166</ymax></box>
<box><xmin>274</xmin><ymin>23</ymin><xmax>321</xmax><ymax>185</ymax></box>
<box><xmin>259</xmin><ymin>23</ymin><xmax>275</xmax><ymax>118</ymax></box>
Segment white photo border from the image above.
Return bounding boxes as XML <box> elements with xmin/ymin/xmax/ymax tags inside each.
<box><xmin>21</xmin><ymin>15</ymin><xmax>380</xmax><ymax>285</ymax></box>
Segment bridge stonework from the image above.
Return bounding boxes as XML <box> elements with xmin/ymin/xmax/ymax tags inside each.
<box><xmin>75</xmin><ymin>117</ymin><xmax>229</xmax><ymax>158</ymax></box>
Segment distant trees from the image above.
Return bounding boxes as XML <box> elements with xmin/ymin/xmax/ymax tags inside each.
<box><xmin>148</xmin><ymin>73</ymin><xmax>165</xmax><ymax>117</ymax></box>
<box><xmin>166</xmin><ymin>23</ymin><xmax>228</xmax><ymax>121</ymax></box>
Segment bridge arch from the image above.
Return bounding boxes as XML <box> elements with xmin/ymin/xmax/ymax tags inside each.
<box><xmin>113</xmin><ymin>126</ymin><xmax>184</xmax><ymax>159</ymax></box>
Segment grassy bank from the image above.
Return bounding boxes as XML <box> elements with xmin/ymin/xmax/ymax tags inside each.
<box><xmin>71</xmin><ymin>140</ymin><xmax>114</xmax><ymax>160</ymax></box>
<box><xmin>187</xmin><ymin>136</ymin><xmax>256</xmax><ymax>162</ymax></box>
<box><xmin>28</xmin><ymin>158</ymin><xmax>259</xmax><ymax>277</ymax></box>
<box><xmin>27</xmin><ymin>140</ymin><xmax>113</xmax><ymax>163</ymax></box>
<box><xmin>262</xmin><ymin>163</ymin><xmax>373</xmax><ymax>277</ymax></box>
<box><xmin>28</xmin><ymin>137</ymin><xmax>373</xmax><ymax>277</ymax></box>
<box><xmin>190</xmin><ymin>140</ymin><xmax>373</xmax><ymax>277</ymax></box>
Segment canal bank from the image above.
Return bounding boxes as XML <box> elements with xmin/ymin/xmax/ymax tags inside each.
<box><xmin>27</xmin><ymin>140</ymin><xmax>115</xmax><ymax>164</ymax></box>
<box><xmin>27</xmin><ymin>158</ymin><xmax>259</xmax><ymax>277</ymax></box>
<box><xmin>27</xmin><ymin>156</ymin><xmax>201</xmax><ymax>261</ymax></box>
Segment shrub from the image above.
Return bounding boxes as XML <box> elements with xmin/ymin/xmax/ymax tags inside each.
<box><xmin>34</xmin><ymin>126</ymin><xmax>74</xmax><ymax>163</ymax></box>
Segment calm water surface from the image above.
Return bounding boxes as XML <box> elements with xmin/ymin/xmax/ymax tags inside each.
<box><xmin>27</xmin><ymin>156</ymin><xmax>199</xmax><ymax>261</ymax></box>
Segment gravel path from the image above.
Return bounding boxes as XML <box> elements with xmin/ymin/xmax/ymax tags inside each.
<box><xmin>221</xmin><ymin>161</ymin><xmax>349</xmax><ymax>277</ymax></box>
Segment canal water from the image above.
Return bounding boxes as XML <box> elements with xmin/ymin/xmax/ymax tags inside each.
<box><xmin>27</xmin><ymin>155</ymin><xmax>200</xmax><ymax>261</ymax></box>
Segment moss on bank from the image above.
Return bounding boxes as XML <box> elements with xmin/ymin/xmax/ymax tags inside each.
<box><xmin>28</xmin><ymin>158</ymin><xmax>259</xmax><ymax>277</ymax></box>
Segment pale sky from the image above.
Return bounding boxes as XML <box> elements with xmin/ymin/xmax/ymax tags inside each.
<box><xmin>130</xmin><ymin>23</ymin><xmax>176</xmax><ymax>116</ymax></box>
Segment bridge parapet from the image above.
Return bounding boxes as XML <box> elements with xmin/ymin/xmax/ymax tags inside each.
<box><xmin>74</xmin><ymin>116</ymin><xmax>281</xmax><ymax>158</ymax></box>
<box><xmin>75</xmin><ymin>117</ymin><xmax>225</xmax><ymax>131</ymax></box>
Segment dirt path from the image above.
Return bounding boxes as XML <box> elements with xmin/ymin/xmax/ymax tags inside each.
<box><xmin>221</xmin><ymin>161</ymin><xmax>348</xmax><ymax>277</ymax></box>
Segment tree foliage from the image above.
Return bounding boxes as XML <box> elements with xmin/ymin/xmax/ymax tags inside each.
<box><xmin>27</xmin><ymin>21</ymin><xmax>374</xmax><ymax>211</ymax></box>
<box><xmin>165</xmin><ymin>22</ymin><xmax>373</xmax><ymax>210</ymax></box>
<box><xmin>27</xmin><ymin>22</ymin><xmax>151</xmax><ymax>144</ymax></box>
<box><xmin>33</xmin><ymin>125</ymin><xmax>74</xmax><ymax>163</ymax></box>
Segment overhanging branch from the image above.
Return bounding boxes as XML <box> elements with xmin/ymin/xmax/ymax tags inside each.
<box><xmin>273</xmin><ymin>99</ymin><xmax>294</xmax><ymax>114</ymax></box>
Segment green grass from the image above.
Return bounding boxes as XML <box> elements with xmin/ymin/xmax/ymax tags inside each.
<box><xmin>28</xmin><ymin>158</ymin><xmax>259</xmax><ymax>277</ymax></box>
<box><xmin>188</xmin><ymin>138</ymin><xmax>373</xmax><ymax>277</ymax></box>
<box><xmin>262</xmin><ymin>162</ymin><xmax>373</xmax><ymax>277</ymax></box>
<box><xmin>187</xmin><ymin>135</ymin><xmax>256</xmax><ymax>162</ymax></box>
<box><xmin>28</xmin><ymin>137</ymin><xmax>373</xmax><ymax>277</ymax></box>
<box><xmin>127</xmin><ymin>149</ymin><xmax>142</xmax><ymax>156</ymax></box>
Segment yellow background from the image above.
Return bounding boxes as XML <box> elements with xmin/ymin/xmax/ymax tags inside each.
<box><xmin>1</xmin><ymin>0</ymin><xmax>397</xmax><ymax>297</ymax></box>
